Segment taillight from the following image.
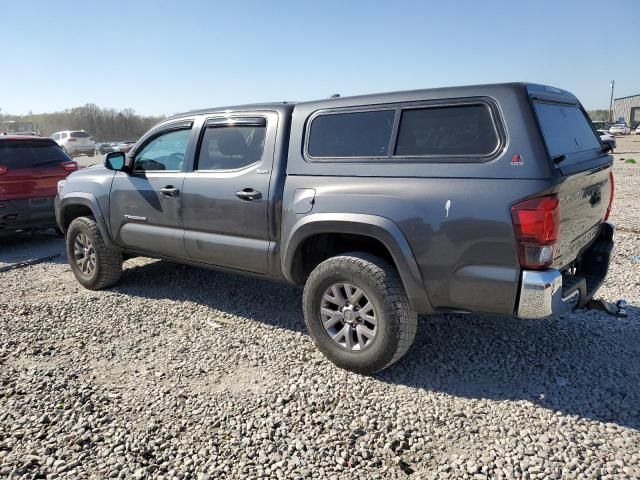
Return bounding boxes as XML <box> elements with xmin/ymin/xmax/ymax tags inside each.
<box><xmin>0</xmin><ymin>165</ymin><xmax>7</xmax><ymax>175</ymax></box>
<box><xmin>604</xmin><ymin>171</ymin><xmax>614</xmax><ymax>221</ymax></box>
<box><xmin>511</xmin><ymin>195</ymin><xmax>560</xmax><ymax>269</ymax></box>
<box><xmin>60</xmin><ymin>161</ymin><xmax>78</xmax><ymax>172</ymax></box>
<box><xmin>68</xmin><ymin>138</ymin><xmax>77</xmax><ymax>142</ymax></box>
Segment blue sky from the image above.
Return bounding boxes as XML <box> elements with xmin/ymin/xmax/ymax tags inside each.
<box><xmin>2</xmin><ymin>0</ymin><xmax>638</xmax><ymax>115</ymax></box>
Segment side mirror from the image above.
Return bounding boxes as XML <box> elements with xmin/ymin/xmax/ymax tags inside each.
<box><xmin>105</xmin><ymin>151</ymin><xmax>126</xmax><ymax>171</ymax></box>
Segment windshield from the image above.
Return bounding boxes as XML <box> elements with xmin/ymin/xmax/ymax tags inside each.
<box><xmin>533</xmin><ymin>102</ymin><xmax>600</xmax><ymax>159</ymax></box>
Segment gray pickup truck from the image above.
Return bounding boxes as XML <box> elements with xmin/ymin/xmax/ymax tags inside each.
<box><xmin>55</xmin><ymin>83</ymin><xmax>618</xmax><ymax>374</ymax></box>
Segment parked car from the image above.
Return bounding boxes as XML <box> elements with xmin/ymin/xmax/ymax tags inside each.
<box><xmin>597</xmin><ymin>130</ymin><xmax>616</xmax><ymax>152</ymax></box>
<box><xmin>636</xmin><ymin>125</ymin><xmax>640</xmax><ymax>135</ymax></box>
<box><xmin>56</xmin><ymin>83</ymin><xmax>617</xmax><ymax>374</ymax></box>
<box><xmin>609</xmin><ymin>123</ymin><xmax>630</xmax><ymax>135</ymax></box>
<box><xmin>9</xmin><ymin>131</ymin><xmax>39</xmax><ymax>136</ymax></box>
<box><xmin>0</xmin><ymin>136</ymin><xmax>77</xmax><ymax>234</ymax></box>
<box><xmin>97</xmin><ymin>142</ymin><xmax>115</xmax><ymax>154</ymax></box>
<box><xmin>114</xmin><ymin>141</ymin><xmax>136</xmax><ymax>153</ymax></box>
<box><xmin>51</xmin><ymin>130</ymin><xmax>96</xmax><ymax>157</ymax></box>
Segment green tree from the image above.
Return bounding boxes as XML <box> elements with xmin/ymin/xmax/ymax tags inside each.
<box><xmin>587</xmin><ymin>109</ymin><xmax>610</xmax><ymax>122</ymax></box>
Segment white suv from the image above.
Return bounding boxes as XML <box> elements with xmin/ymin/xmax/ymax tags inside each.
<box><xmin>51</xmin><ymin>130</ymin><xmax>96</xmax><ymax>157</ymax></box>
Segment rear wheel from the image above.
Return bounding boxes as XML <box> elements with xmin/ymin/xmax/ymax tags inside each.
<box><xmin>66</xmin><ymin>216</ymin><xmax>122</xmax><ymax>290</ymax></box>
<box><xmin>302</xmin><ymin>252</ymin><xmax>417</xmax><ymax>374</ymax></box>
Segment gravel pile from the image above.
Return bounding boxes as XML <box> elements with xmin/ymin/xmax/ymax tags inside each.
<box><xmin>610</xmin><ymin>135</ymin><xmax>640</xmax><ymax>233</ymax></box>
<box><xmin>1</xmin><ymin>141</ymin><xmax>639</xmax><ymax>479</ymax></box>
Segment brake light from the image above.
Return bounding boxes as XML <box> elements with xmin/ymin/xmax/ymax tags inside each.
<box><xmin>68</xmin><ymin>138</ymin><xmax>77</xmax><ymax>142</ymax></box>
<box><xmin>0</xmin><ymin>165</ymin><xmax>7</xmax><ymax>175</ymax></box>
<box><xmin>604</xmin><ymin>171</ymin><xmax>614</xmax><ymax>221</ymax></box>
<box><xmin>60</xmin><ymin>161</ymin><xmax>78</xmax><ymax>172</ymax></box>
<box><xmin>511</xmin><ymin>195</ymin><xmax>560</xmax><ymax>269</ymax></box>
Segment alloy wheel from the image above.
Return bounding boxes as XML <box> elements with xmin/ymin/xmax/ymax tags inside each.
<box><xmin>73</xmin><ymin>233</ymin><xmax>96</xmax><ymax>276</ymax></box>
<box><xmin>320</xmin><ymin>282</ymin><xmax>378</xmax><ymax>351</ymax></box>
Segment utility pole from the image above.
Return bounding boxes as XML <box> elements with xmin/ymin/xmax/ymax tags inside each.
<box><xmin>609</xmin><ymin>80</ymin><xmax>615</xmax><ymax>122</ymax></box>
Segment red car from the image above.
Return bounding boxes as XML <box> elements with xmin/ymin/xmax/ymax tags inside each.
<box><xmin>0</xmin><ymin>136</ymin><xmax>77</xmax><ymax>234</ymax></box>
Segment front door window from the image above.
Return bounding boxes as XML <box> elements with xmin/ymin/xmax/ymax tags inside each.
<box><xmin>133</xmin><ymin>129</ymin><xmax>191</xmax><ymax>172</ymax></box>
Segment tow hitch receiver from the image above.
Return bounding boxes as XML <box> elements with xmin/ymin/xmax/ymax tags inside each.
<box><xmin>586</xmin><ymin>298</ymin><xmax>628</xmax><ymax>318</ymax></box>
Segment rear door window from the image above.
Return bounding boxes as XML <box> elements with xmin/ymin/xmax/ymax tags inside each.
<box><xmin>394</xmin><ymin>104</ymin><xmax>499</xmax><ymax>157</ymax></box>
<box><xmin>70</xmin><ymin>131</ymin><xmax>90</xmax><ymax>138</ymax></box>
<box><xmin>307</xmin><ymin>110</ymin><xmax>395</xmax><ymax>158</ymax></box>
<box><xmin>197</xmin><ymin>124</ymin><xmax>266</xmax><ymax>171</ymax></box>
<box><xmin>533</xmin><ymin>102</ymin><xmax>601</xmax><ymax>162</ymax></box>
<box><xmin>0</xmin><ymin>140</ymin><xmax>68</xmax><ymax>169</ymax></box>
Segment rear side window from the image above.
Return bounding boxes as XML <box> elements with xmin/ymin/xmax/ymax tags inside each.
<box><xmin>533</xmin><ymin>102</ymin><xmax>601</xmax><ymax>159</ymax></box>
<box><xmin>395</xmin><ymin>104</ymin><xmax>499</xmax><ymax>157</ymax></box>
<box><xmin>308</xmin><ymin>110</ymin><xmax>395</xmax><ymax>158</ymax></box>
<box><xmin>0</xmin><ymin>140</ymin><xmax>68</xmax><ymax>169</ymax></box>
<box><xmin>197</xmin><ymin>125</ymin><xmax>266</xmax><ymax>170</ymax></box>
<box><xmin>70</xmin><ymin>131</ymin><xmax>90</xmax><ymax>138</ymax></box>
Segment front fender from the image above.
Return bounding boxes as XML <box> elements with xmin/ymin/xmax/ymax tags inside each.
<box><xmin>58</xmin><ymin>193</ymin><xmax>115</xmax><ymax>248</ymax></box>
<box><xmin>282</xmin><ymin>213</ymin><xmax>432</xmax><ymax>314</ymax></box>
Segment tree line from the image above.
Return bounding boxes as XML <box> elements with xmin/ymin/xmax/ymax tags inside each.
<box><xmin>587</xmin><ymin>109</ymin><xmax>610</xmax><ymax>122</ymax></box>
<box><xmin>0</xmin><ymin>104</ymin><xmax>166</xmax><ymax>141</ymax></box>
<box><xmin>1</xmin><ymin>105</ymin><xmax>612</xmax><ymax>140</ymax></box>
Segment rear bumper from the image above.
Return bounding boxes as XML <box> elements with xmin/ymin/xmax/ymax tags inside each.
<box><xmin>65</xmin><ymin>145</ymin><xmax>95</xmax><ymax>154</ymax></box>
<box><xmin>0</xmin><ymin>196</ymin><xmax>57</xmax><ymax>233</ymax></box>
<box><xmin>517</xmin><ymin>222</ymin><xmax>614</xmax><ymax>319</ymax></box>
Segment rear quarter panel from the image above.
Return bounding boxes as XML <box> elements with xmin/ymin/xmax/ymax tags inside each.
<box><xmin>283</xmin><ymin>175</ymin><xmax>550</xmax><ymax>314</ymax></box>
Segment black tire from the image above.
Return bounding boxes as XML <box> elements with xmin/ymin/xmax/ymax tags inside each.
<box><xmin>88</xmin><ymin>151</ymin><xmax>95</xmax><ymax>157</ymax></box>
<box><xmin>302</xmin><ymin>252</ymin><xmax>417</xmax><ymax>374</ymax></box>
<box><xmin>66</xmin><ymin>216</ymin><xmax>122</xmax><ymax>290</ymax></box>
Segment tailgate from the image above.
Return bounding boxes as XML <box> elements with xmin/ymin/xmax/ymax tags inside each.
<box><xmin>531</xmin><ymin>99</ymin><xmax>613</xmax><ymax>268</ymax></box>
<box><xmin>554</xmin><ymin>165</ymin><xmax>611</xmax><ymax>268</ymax></box>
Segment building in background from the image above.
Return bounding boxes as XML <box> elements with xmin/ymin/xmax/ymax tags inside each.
<box><xmin>613</xmin><ymin>94</ymin><xmax>640</xmax><ymax>124</ymax></box>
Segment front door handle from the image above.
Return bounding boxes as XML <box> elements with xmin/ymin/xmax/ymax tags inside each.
<box><xmin>159</xmin><ymin>186</ymin><xmax>180</xmax><ymax>197</ymax></box>
<box><xmin>235</xmin><ymin>188</ymin><xmax>262</xmax><ymax>201</ymax></box>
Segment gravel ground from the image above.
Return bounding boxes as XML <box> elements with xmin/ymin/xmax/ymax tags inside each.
<box><xmin>1</xmin><ymin>137</ymin><xmax>639</xmax><ymax>479</ymax></box>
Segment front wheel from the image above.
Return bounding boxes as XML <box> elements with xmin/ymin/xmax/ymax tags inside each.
<box><xmin>302</xmin><ymin>252</ymin><xmax>417</xmax><ymax>374</ymax></box>
<box><xmin>66</xmin><ymin>216</ymin><xmax>123</xmax><ymax>290</ymax></box>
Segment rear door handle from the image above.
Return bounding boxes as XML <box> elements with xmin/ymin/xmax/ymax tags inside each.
<box><xmin>159</xmin><ymin>186</ymin><xmax>180</xmax><ymax>197</ymax></box>
<box><xmin>235</xmin><ymin>188</ymin><xmax>262</xmax><ymax>201</ymax></box>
